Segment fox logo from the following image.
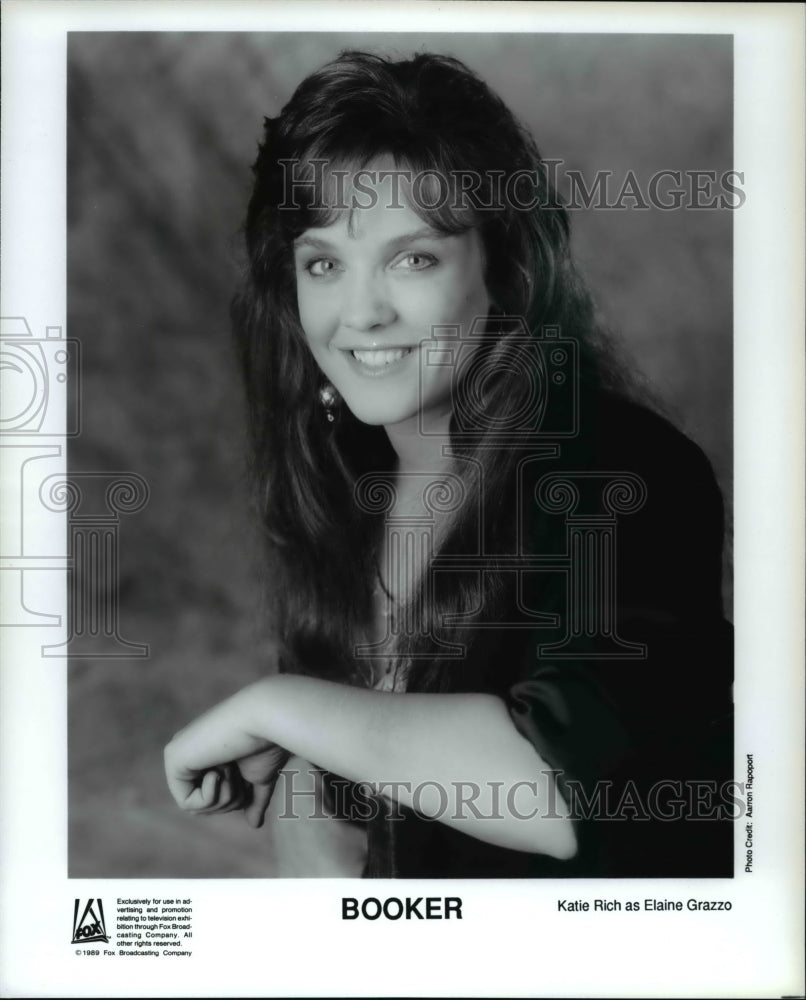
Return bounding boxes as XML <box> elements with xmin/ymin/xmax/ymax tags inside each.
<box><xmin>72</xmin><ymin>899</ymin><xmax>108</xmax><ymax>944</ymax></box>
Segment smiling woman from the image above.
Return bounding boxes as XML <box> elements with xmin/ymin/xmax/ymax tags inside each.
<box><xmin>293</xmin><ymin>175</ymin><xmax>490</xmax><ymax>430</ymax></box>
<box><xmin>164</xmin><ymin>50</ymin><xmax>733</xmax><ymax>878</ymax></box>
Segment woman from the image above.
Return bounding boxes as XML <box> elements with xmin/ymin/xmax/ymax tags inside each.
<box><xmin>164</xmin><ymin>51</ymin><xmax>733</xmax><ymax>877</ymax></box>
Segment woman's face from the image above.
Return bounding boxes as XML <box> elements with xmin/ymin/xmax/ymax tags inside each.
<box><xmin>293</xmin><ymin>172</ymin><xmax>490</xmax><ymax>431</ymax></box>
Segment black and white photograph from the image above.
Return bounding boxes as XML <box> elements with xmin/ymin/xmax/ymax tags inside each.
<box><xmin>1</xmin><ymin>3</ymin><xmax>803</xmax><ymax>997</ymax></box>
<box><xmin>67</xmin><ymin>29</ymin><xmax>738</xmax><ymax>881</ymax></box>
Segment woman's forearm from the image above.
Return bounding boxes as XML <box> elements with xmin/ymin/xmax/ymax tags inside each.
<box><xmin>239</xmin><ymin>674</ymin><xmax>577</xmax><ymax>859</ymax></box>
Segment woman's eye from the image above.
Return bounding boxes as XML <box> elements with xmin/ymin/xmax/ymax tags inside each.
<box><xmin>304</xmin><ymin>258</ymin><xmax>339</xmax><ymax>278</ymax></box>
<box><xmin>393</xmin><ymin>252</ymin><xmax>437</xmax><ymax>271</ymax></box>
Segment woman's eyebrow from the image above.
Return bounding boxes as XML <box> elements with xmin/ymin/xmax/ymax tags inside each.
<box><xmin>293</xmin><ymin>227</ymin><xmax>449</xmax><ymax>253</ymax></box>
<box><xmin>293</xmin><ymin>234</ymin><xmax>335</xmax><ymax>252</ymax></box>
<box><xmin>384</xmin><ymin>227</ymin><xmax>450</xmax><ymax>252</ymax></box>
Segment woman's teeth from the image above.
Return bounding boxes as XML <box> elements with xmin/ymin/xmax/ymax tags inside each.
<box><xmin>351</xmin><ymin>348</ymin><xmax>411</xmax><ymax>367</ymax></box>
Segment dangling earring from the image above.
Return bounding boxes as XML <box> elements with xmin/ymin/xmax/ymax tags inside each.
<box><xmin>318</xmin><ymin>383</ymin><xmax>339</xmax><ymax>422</ymax></box>
<box><xmin>488</xmin><ymin>303</ymin><xmax>505</xmax><ymax>337</ymax></box>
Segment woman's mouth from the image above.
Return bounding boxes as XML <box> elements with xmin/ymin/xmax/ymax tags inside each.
<box><xmin>346</xmin><ymin>347</ymin><xmax>414</xmax><ymax>376</ymax></box>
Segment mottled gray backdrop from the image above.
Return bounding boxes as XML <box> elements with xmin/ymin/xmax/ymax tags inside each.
<box><xmin>67</xmin><ymin>32</ymin><xmax>732</xmax><ymax>876</ymax></box>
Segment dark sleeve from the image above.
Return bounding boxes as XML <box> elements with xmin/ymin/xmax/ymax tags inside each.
<box><xmin>504</xmin><ymin>402</ymin><xmax>734</xmax><ymax>876</ymax></box>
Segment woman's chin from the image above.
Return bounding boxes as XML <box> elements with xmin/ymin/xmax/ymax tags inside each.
<box><xmin>342</xmin><ymin>399</ymin><xmax>418</xmax><ymax>429</ymax></box>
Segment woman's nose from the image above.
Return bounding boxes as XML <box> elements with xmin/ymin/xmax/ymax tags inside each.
<box><xmin>340</xmin><ymin>269</ymin><xmax>396</xmax><ymax>332</ymax></box>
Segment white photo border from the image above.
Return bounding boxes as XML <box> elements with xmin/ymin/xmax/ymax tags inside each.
<box><xmin>1</xmin><ymin>2</ymin><xmax>803</xmax><ymax>997</ymax></box>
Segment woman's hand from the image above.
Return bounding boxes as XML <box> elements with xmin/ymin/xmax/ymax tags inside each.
<box><xmin>164</xmin><ymin>679</ymin><xmax>290</xmax><ymax>828</ymax></box>
<box><xmin>164</xmin><ymin>673</ymin><xmax>577</xmax><ymax>858</ymax></box>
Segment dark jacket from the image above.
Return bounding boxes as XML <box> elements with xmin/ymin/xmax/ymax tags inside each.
<box><xmin>361</xmin><ymin>393</ymin><xmax>734</xmax><ymax>878</ymax></box>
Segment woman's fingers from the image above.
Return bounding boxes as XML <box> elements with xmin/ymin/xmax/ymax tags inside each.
<box><xmin>168</xmin><ymin>765</ymin><xmax>234</xmax><ymax>814</ymax></box>
<box><xmin>237</xmin><ymin>747</ymin><xmax>289</xmax><ymax>827</ymax></box>
<box><xmin>237</xmin><ymin>746</ymin><xmax>291</xmax><ymax>785</ymax></box>
<box><xmin>192</xmin><ymin>767</ymin><xmax>249</xmax><ymax>815</ymax></box>
<box><xmin>163</xmin><ymin>689</ymin><xmax>277</xmax><ymax>808</ymax></box>
<box><xmin>165</xmin><ymin>738</ymin><xmax>289</xmax><ymax>825</ymax></box>
<box><xmin>164</xmin><ymin>738</ymin><xmax>214</xmax><ymax>809</ymax></box>
<box><xmin>184</xmin><ymin>769</ymin><xmax>225</xmax><ymax>814</ymax></box>
<box><xmin>244</xmin><ymin>780</ymin><xmax>276</xmax><ymax>829</ymax></box>
<box><xmin>167</xmin><ymin>768</ymin><xmax>218</xmax><ymax>813</ymax></box>
<box><xmin>201</xmin><ymin>768</ymin><xmax>221</xmax><ymax>805</ymax></box>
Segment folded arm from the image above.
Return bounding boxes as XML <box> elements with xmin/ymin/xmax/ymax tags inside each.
<box><xmin>164</xmin><ymin>673</ymin><xmax>577</xmax><ymax>860</ymax></box>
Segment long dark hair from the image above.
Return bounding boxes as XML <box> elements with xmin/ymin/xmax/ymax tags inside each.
<box><xmin>232</xmin><ymin>51</ymin><xmax>633</xmax><ymax>692</ymax></box>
